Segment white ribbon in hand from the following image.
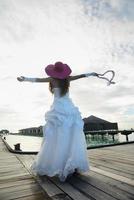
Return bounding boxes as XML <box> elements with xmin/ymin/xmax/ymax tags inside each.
<box><xmin>85</xmin><ymin>70</ymin><xmax>115</xmax><ymax>86</ymax></box>
<box><xmin>97</xmin><ymin>70</ymin><xmax>115</xmax><ymax>86</ymax></box>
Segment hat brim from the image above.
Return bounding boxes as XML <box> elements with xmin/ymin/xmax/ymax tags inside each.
<box><xmin>45</xmin><ymin>64</ymin><xmax>72</xmax><ymax>79</ymax></box>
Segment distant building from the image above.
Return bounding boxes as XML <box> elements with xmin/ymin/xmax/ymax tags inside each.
<box><xmin>0</xmin><ymin>129</ymin><xmax>9</xmax><ymax>135</ymax></box>
<box><xmin>19</xmin><ymin>126</ymin><xmax>43</xmax><ymax>136</ymax></box>
<box><xmin>83</xmin><ymin>115</ymin><xmax>118</xmax><ymax>132</ymax></box>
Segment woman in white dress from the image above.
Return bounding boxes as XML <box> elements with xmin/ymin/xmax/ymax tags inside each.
<box><xmin>17</xmin><ymin>61</ymin><xmax>97</xmax><ymax>181</ymax></box>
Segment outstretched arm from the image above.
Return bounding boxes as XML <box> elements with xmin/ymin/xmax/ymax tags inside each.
<box><xmin>17</xmin><ymin>76</ymin><xmax>51</xmax><ymax>83</ymax></box>
<box><xmin>69</xmin><ymin>72</ymin><xmax>98</xmax><ymax>81</ymax></box>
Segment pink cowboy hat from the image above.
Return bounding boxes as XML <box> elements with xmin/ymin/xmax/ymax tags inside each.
<box><xmin>45</xmin><ymin>61</ymin><xmax>72</xmax><ymax>79</ymax></box>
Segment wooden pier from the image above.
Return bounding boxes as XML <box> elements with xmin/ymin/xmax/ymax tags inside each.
<box><xmin>0</xmin><ymin>138</ymin><xmax>134</xmax><ymax>200</ymax></box>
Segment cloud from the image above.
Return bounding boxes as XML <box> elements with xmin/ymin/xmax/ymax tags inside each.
<box><xmin>82</xmin><ymin>0</ymin><xmax>134</xmax><ymax>21</ymax></box>
<box><xmin>0</xmin><ymin>0</ymin><xmax>37</xmax><ymax>42</ymax></box>
<box><xmin>0</xmin><ymin>0</ymin><xmax>134</xmax><ymax>132</ymax></box>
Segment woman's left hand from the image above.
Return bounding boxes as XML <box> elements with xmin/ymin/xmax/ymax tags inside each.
<box><xmin>17</xmin><ymin>76</ymin><xmax>25</xmax><ymax>82</ymax></box>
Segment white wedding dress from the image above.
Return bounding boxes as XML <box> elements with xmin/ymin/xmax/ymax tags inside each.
<box><xmin>31</xmin><ymin>88</ymin><xmax>89</xmax><ymax>181</ymax></box>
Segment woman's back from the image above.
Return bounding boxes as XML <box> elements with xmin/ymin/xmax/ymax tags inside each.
<box><xmin>49</xmin><ymin>78</ymin><xmax>70</xmax><ymax>97</ymax></box>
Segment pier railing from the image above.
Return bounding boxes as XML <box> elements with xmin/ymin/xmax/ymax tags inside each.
<box><xmin>84</xmin><ymin>129</ymin><xmax>134</xmax><ymax>147</ymax></box>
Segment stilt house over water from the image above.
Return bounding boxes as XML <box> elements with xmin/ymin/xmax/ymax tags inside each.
<box><xmin>83</xmin><ymin>115</ymin><xmax>118</xmax><ymax>132</ymax></box>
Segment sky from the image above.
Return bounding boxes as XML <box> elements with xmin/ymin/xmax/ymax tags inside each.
<box><xmin>0</xmin><ymin>0</ymin><xmax>134</xmax><ymax>132</ymax></box>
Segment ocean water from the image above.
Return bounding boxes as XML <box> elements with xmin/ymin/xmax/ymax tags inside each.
<box><xmin>3</xmin><ymin>135</ymin><xmax>42</xmax><ymax>152</ymax></box>
<box><xmin>119</xmin><ymin>132</ymin><xmax>134</xmax><ymax>142</ymax></box>
<box><xmin>2</xmin><ymin>133</ymin><xmax>134</xmax><ymax>152</ymax></box>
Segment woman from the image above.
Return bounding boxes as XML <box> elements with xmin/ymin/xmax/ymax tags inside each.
<box><xmin>17</xmin><ymin>61</ymin><xmax>97</xmax><ymax>181</ymax></box>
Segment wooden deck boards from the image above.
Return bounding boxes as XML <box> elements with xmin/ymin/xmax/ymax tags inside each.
<box><xmin>0</xmin><ymin>137</ymin><xmax>134</xmax><ymax>200</ymax></box>
<box><xmin>0</xmin><ymin>139</ymin><xmax>49</xmax><ymax>200</ymax></box>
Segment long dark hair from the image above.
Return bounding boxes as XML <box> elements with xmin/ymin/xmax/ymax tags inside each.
<box><xmin>49</xmin><ymin>78</ymin><xmax>70</xmax><ymax>96</ymax></box>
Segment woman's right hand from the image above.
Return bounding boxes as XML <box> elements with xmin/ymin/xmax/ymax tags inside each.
<box><xmin>85</xmin><ymin>72</ymin><xmax>98</xmax><ymax>77</ymax></box>
<box><xmin>17</xmin><ymin>76</ymin><xmax>25</xmax><ymax>82</ymax></box>
<box><xmin>90</xmin><ymin>72</ymin><xmax>98</xmax><ymax>76</ymax></box>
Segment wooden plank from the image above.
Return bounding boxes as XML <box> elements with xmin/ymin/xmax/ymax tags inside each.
<box><xmin>88</xmin><ymin>151</ymin><xmax>134</xmax><ymax>162</ymax></box>
<box><xmin>0</xmin><ymin>187</ymin><xmax>44</xmax><ymax>200</ymax></box>
<box><xmin>0</xmin><ymin>175</ymin><xmax>34</xmax><ymax>184</ymax></box>
<box><xmin>16</xmin><ymin>193</ymin><xmax>48</xmax><ymax>200</ymax></box>
<box><xmin>90</xmin><ymin>166</ymin><xmax>134</xmax><ymax>186</ymax></box>
<box><xmin>107</xmin><ymin>144</ymin><xmax>134</xmax><ymax>152</ymax></box>
<box><xmin>0</xmin><ymin>155</ymin><xmax>16</xmax><ymax>160</ymax></box>
<box><xmin>0</xmin><ymin>178</ymin><xmax>35</xmax><ymax>189</ymax></box>
<box><xmin>0</xmin><ymin>166</ymin><xmax>25</xmax><ymax>173</ymax></box>
<box><xmin>67</xmin><ymin>175</ymin><xmax>117</xmax><ymax>200</ymax></box>
<box><xmin>0</xmin><ymin>138</ymin><xmax>47</xmax><ymax>200</ymax></box>
<box><xmin>90</xmin><ymin>154</ymin><xmax>134</xmax><ymax>167</ymax></box>
<box><xmin>90</xmin><ymin>158</ymin><xmax>134</xmax><ymax>175</ymax></box>
<box><xmin>37</xmin><ymin>176</ymin><xmax>72</xmax><ymax>200</ymax></box>
<box><xmin>88</xmin><ymin>145</ymin><xmax>134</xmax><ymax>160</ymax></box>
<box><xmin>89</xmin><ymin>149</ymin><xmax>134</xmax><ymax>164</ymax></box>
<box><xmin>88</xmin><ymin>171</ymin><xmax>134</xmax><ymax>195</ymax></box>
<box><xmin>0</xmin><ymin>182</ymin><xmax>41</xmax><ymax>194</ymax></box>
<box><xmin>89</xmin><ymin>155</ymin><xmax>134</xmax><ymax>166</ymax></box>
<box><xmin>90</xmin><ymin>146</ymin><xmax>134</xmax><ymax>178</ymax></box>
<box><xmin>75</xmin><ymin>173</ymin><xmax>134</xmax><ymax>200</ymax></box>
<box><xmin>50</xmin><ymin>176</ymin><xmax>92</xmax><ymax>200</ymax></box>
<box><xmin>90</xmin><ymin>162</ymin><xmax>133</xmax><ymax>179</ymax></box>
<box><xmin>0</xmin><ymin>160</ymin><xmax>22</xmax><ymax>165</ymax></box>
<box><xmin>88</xmin><ymin>146</ymin><xmax>134</xmax><ymax>156</ymax></box>
<box><xmin>0</xmin><ymin>172</ymin><xmax>31</xmax><ymax>181</ymax></box>
<box><xmin>0</xmin><ymin>167</ymin><xmax>28</xmax><ymax>175</ymax></box>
